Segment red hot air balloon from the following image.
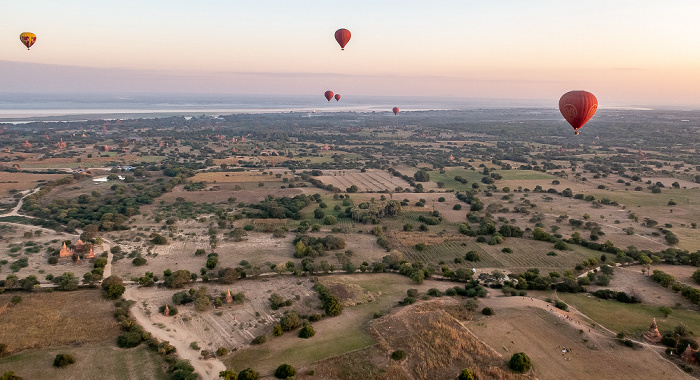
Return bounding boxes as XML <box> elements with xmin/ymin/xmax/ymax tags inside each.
<box><xmin>334</xmin><ymin>94</ymin><xmax>341</xmax><ymax>102</ymax></box>
<box><xmin>392</xmin><ymin>107</ymin><xmax>399</xmax><ymax>115</ymax></box>
<box><xmin>324</xmin><ymin>91</ymin><xmax>334</xmax><ymax>102</ymax></box>
<box><xmin>335</xmin><ymin>28</ymin><xmax>351</xmax><ymax>50</ymax></box>
<box><xmin>559</xmin><ymin>91</ymin><xmax>598</xmax><ymax>135</ymax></box>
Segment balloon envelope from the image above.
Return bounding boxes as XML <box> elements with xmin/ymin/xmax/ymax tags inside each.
<box><xmin>559</xmin><ymin>91</ymin><xmax>597</xmax><ymax>134</ymax></box>
<box><xmin>392</xmin><ymin>107</ymin><xmax>399</xmax><ymax>115</ymax></box>
<box><xmin>20</xmin><ymin>32</ymin><xmax>36</xmax><ymax>50</ymax></box>
<box><xmin>334</xmin><ymin>94</ymin><xmax>341</xmax><ymax>101</ymax></box>
<box><xmin>324</xmin><ymin>91</ymin><xmax>334</xmax><ymax>102</ymax></box>
<box><xmin>335</xmin><ymin>28</ymin><xmax>351</xmax><ymax>50</ymax></box>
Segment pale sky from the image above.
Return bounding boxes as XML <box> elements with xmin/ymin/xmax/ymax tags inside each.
<box><xmin>1</xmin><ymin>1</ymin><xmax>699</xmax><ymax>107</ymax></box>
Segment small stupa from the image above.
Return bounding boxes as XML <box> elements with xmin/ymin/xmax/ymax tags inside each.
<box><xmin>642</xmin><ymin>318</ymin><xmax>663</xmax><ymax>344</ymax></box>
<box><xmin>85</xmin><ymin>248</ymin><xmax>95</xmax><ymax>259</ymax></box>
<box><xmin>681</xmin><ymin>344</ymin><xmax>696</xmax><ymax>364</ymax></box>
<box><xmin>164</xmin><ymin>305</ymin><xmax>170</xmax><ymax>316</ymax></box>
<box><xmin>225</xmin><ymin>290</ymin><xmax>233</xmax><ymax>304</ymax></box>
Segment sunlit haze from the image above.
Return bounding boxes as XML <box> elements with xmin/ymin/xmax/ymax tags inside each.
<box><xmin>2</xmin><ymin>0</ymin><xmax>699</xmax><ymax>107</ymax></box>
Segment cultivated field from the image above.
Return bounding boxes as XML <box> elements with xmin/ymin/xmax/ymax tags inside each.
<box><xmin>315</xmin><ymin>169</ymin><xmax>412</xmax><ymax>192</ymax></box>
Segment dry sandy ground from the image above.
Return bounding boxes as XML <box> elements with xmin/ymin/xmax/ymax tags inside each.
<box><xmin>471</xmin><ymin>295</ymin><xmax>692</xmax><ymax>380</ymax></box>
<box><xmin>587</xmin><ymin>265</ymin><xmax>697</xmax><ymax>309</ymax></box>
<box><xmin>124</xmin><ymin>276</ymin><xmax>319</xmax><ymax>379</ymax></box>
<box><xmin>124</xmin><ymin>286</ymin><xmax>225</xmax><ymax>380</ymax></box>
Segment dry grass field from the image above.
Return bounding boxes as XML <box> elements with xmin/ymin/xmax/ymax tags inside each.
<box><xmin>471</xmin><ymin>297</ymin><xmax>692</xmax><ymax>380</ymax></box>
<box><xmin>0</xmin><ymin>343</ymin><xmax>167</xmax><ymax>380</ymax></box>
<box><xmin>0</xmin><ymin>173</ymin><xmax>69</xmax><ymax>198</ymax></box>
<box><xmin>0</xmin><ymin>290</ymin><xmax>120</xmax><ymax>353</ymax></box>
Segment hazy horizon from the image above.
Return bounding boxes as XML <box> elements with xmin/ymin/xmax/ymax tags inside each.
<box><xmin>2</xmin><ymin>1</ymin><xmax>700</xmax><ymax>108</ymax></box>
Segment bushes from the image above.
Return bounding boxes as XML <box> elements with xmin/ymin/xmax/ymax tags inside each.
<box><xmin>275</xmin><ymin>364</ymin><xmax>296</xmax><ymax>379</ymax></box>
<box><xmin>481</xmin><ymin>307</ymin><xmax>495</xmax><ymax>316</ymax></box>
<box><xmin>458</xmin><ymin>369</ymin><xmax>475</xmax><ymax>380</ymax></box>
<box><xmin>238</xmin><ymin>368</ymin><xmax>260</xmax><ymax>380</ymax></box>
<box><xmin>593</xmin><ymin>289</ymin><xmax>641</xmax><ymax>304</ymax></box>
<box><xmin>391</xmin><ymin>350</ymin><xmax>406</xmax><ymax>360</ymax></box>
<box><xmin>101</xmin><ymin>275</ymin><xmax>125</xmax><ymax>299</ymax></box>
<box><xmin>313</xmin><ymin>283</ymin><xmax>343</xmax><ymax>316</ymax></box>
<box><xmin>53</xmin><ymin>353</ymin><xmax>76</xmax><ymax>368</ymax></box>
<box><xmin>299</xmin><ymin>323</ymin><xmax>315</xmax><ymax>339</ymax></box>
<box><xmin>554</xmin><ymin>300</ymin><xmax>568</xmax><ymax>311</ymax></box>
<box><xmin>252</xmin><ymin>335</ymin><xmax>267</xmax><ymax>345</ymax></box>
<box><xmin>508</xmin><ymin>352</ymin><xmax>531</xmax><ymax>373</ymax></box>
<box><xmin>132</xmin><ymin>257</ymin><xmax>147</xmax><ymax>266</ymax></box>
<box><xmin>464</xmin><ymin>251</ymin><xmax>480</xmax><ymax>262</ymax></box>
<box><xmin>116</xmin><ymin>332</ymin><xmax>143</xmax><ymax>348</ymax></box>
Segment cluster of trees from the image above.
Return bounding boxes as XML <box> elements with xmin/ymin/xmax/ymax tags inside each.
<box><xmin>593</xmin><ymin>289</ymin><xmax>641</xmax><ymax>303</ymax></box>
<box><xmin>659</xmin><ymin>325</ymin><xmax>700</xmax><ymax>359</ymax></box>
<box><xmin>293</xmin><ymin>235</ymin><xmax>346</xmax><ymax>258</ymax></box>
<box><xmin>313</xmin><ymin>282</ymin><xmax>343</xmax><ymax>316</ymax></box>
<box><xmin>248</xmin><ymin>194</ymin><xmax>314</xmax><ymax>219</ymax></box>
<box><xmin>22</xmin><ymin>174</ymin><xmax>184</xmax><ymax>232</ymax></box>
<box><xmin>652</xmin><ymin>270</ymin><xmax>700</xmax><ymax>304</ymax></box>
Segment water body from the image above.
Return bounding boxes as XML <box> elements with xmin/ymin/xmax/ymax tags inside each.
<box><xmin>0</xmin><ymin>93</ymin><xmax>557</xmax><ymax>122</ymax></box>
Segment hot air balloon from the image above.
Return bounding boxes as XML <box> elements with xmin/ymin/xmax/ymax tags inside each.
<box><xmin>20</xmin><ymin>32</ymin><xmax>36</xmax><ymax>50</ymax></box>
<box><xmin>559</xmin><ymin>91</ymin><xmax>598</xmax><ymax>135</ymax></box>
<box><xmin>324</xmin><ymin>91</ymin><xmax>334</xmax><ymax>102</ymax></box>
<box><xmin>334</xmin><ymin>94</ymin><xmax>341</xmax><ymax>102</ymax></box>
<box><xmin>392</xmin><ymin>107</ymin><xmax>399</xmax><ymax>116</ymax></box>
<box><xmin>335</xmin><ymin>28</ymin><xmax>351</xmax><ymax>50</ymax></box>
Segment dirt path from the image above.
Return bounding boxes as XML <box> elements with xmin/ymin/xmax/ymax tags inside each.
<box><xmin>101</xmin><ymin>239</ymin><xmax>114</xmax><ymax>278</ymax></box>
<box><xmin>4</xmin><ymin>187</ymin><xmax>40</xmax><ymax>216</ymax></box>
<box><xmin>123</xmin><ymin>287</ymin><xmax>226</xmax><ymax>380</ymax></box>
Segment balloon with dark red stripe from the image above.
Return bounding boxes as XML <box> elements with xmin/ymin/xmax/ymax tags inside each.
<box><xmin>392</xmin><ymin>107</ymin><xmax>399</xmax><ymax>115</ymax></box>
<box><xmin>324</xmin><ymin>91</ymin><xmax>334</xmax><ymax>102</ymax></box>
<box><xmin>335</xmin><ymin>28</ymin><xmax>351</xmax><ymax>50</ymax></box>
<box><xmin>334</xmin><ymin>94</ymin><xmax>341</xmax><ymax>102</ymax></box>
<box><xmin>558</xmin><ymin>91</ymin><xmax>598</xmax><ymax>135</ymax></box>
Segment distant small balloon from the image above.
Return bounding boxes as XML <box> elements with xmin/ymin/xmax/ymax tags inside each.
<box><xmin>392</xmin><ymin>107</ymin><xmax>399</xmax><ymax>115</ymax></box>
<box><xmin>335</xmin><ymin>28</ymin><xmax>351</xmax><ymax>50</ymax></box>
<box><xmin>324</xmin><ymin>91</ymin><xmax>334</xmax><ymax>102</ymax></box>
<box><xmin>334</xmin><ymin>94</ymin><xmax>341</xmax><ymax>102</ymax></box>
<box><xmin>559</xmin><ymin>90</ymin><xmax>598</xmax><ymax>135</ymax></box>
<box><xmin>20</xmin><ymin>32</ymin><xmax>36</xmax><ymax>50</ymax></box>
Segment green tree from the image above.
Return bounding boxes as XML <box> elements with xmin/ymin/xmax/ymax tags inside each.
<box><xmin>692</xmin><ymin>269</ymin><xmax>700</xmax><ymax>284</ymax></box>
<box><xmin>55</xmin><ymin>272</ymin><xmax>79</xmax><ymax>291</ymax></box>
<box><xmin>508</xmin><ymin>352</ymin><xmax>532</xmax><ymax>373</ymax></box>
<box><xmin>458</xmin><ymin>368</ymin><xmax>475</xmax><ymax>380</ymax></box>
<box><xmin>274</xmin><ymin>364</ymin><xmax>296</xmax><ymax>379</ymax></box>
<box><xmin>298</xmin><ymin>323</ymin><xmax>315</xmax><ymax>339</ymax></box>
<box><xmin>101</xmin><ymin>275</ymin><xmax>125</xmax><ymax>299</ymax></box>
<box><xmin>53</xmin><ymin>353</ymin><xmax>76</xmax><ymax>368</ymax></box>
<box><xmin>413</xmin><ymin>170</ymin><xmax>430</xmax><ymax>182</ymax></box>
<box><xmin>237</xmin><ymin>368</ymin><xmax>259</xmax><ymax>380</ymax></box>
<box><xmin>219</xmin><ymin>370</ymin><xmax>237</xmax><ymax>380</ymax></box>
<box><xmin>0</xmin><ymin>371</ymin><xmax>23</xmax><ymax>380</ymax></box>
